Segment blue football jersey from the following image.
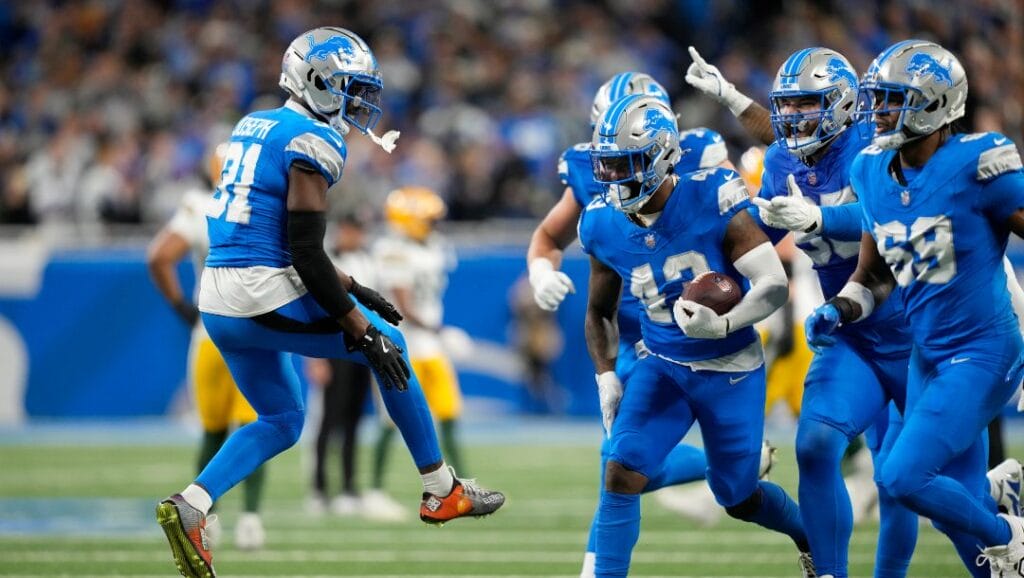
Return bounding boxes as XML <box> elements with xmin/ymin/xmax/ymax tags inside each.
<box><xmin>578</xmin><ymin>168</ymin><xmax>758</xmax><ymax>362</ymax></box>
<box><xmin>206</xmin><ymin>103</ymin><xmax>348</xmax><ymax>268</ymax></box>
<box><xmin>760</xmin><ymin>127</ymin><xmax>911</xmax><ymax>357</ymax></box>
<box><xmin>852</xmin><ymin>132</ymin><xmax>1024</xmax><ymax>356</ymax></box>
<box><xmin>560</xmin><ymin>128</ymin><xmax>727</xmax><ymax>347</ymax></box>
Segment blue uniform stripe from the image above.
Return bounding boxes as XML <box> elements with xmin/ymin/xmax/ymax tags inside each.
<box><xmin>611</xmin><ymin>72</ymin><xmax>632</xmax><ymax>101</ymax></box>
<box><xmin>785</xmin><ymin>47</ymin><xmax>816</xmax><ymax>76</ymax></box>
<box><xmin>602</xmin><ymin>94</ymin><xmax>640</xmax><ymax>134</ymax></box>
<box><xmin>877</xmin><ymin>39</ymin><xmax>918</xmax><ymax>66</ymax></box>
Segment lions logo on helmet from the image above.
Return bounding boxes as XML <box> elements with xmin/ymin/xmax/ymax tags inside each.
<box><xmin>384</xmin><ymin>187</ymin><xmax>447</xmax><ymax>242</ymax></box>
<box><xmin>591</xmin><ymin>94</ymin><xmax>681</xmax><ymax>214</ymax></box>
<box><xmin>279</xmin><ymin>27</ymin><xmax>383</xmax><ymax>135</ymax></box>
<box><xmin>856</xmin><ymin>39</ymin><xmax>967</xmax><ymax>150</ymax></box>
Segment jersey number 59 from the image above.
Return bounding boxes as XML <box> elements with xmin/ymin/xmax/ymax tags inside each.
<box><xmin>874</xmin><ymin>215</ymin><xmax>956</xmax><ymax>286</ymax></box>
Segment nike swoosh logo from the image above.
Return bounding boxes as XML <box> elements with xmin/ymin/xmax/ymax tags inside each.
<box><xmin>381</xmin><ymin>339</ymin><xmax>389</xmax><ymax>353</ymax></box>
<box><xmin>729</xmin><ymin>374</ymin><xmax>750</xmax><ymax>385</ymax></box>
<box><xmin>950</xmin><ymin>356</ymin><xmax>970</xmax><ymax>365</ymax></box>
<box><xmin>994</xmin><ymin>137</ymin><xmax>1008</xmax><ymax>145</ymax></box>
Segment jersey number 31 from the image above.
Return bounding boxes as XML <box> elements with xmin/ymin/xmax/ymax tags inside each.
<box><xmin>207</xmin><ymin>142</ymin><xmax>261</xmax><ymax>225</ymax></box>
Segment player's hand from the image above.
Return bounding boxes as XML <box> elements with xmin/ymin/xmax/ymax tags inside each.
<box><xmin>685</xmin><ymin>46</ymin><xmax>753</xmax><ymax>116</ymax></box>
<box><xmin>529</xmin><ymin>258</ymin><xmax>575</xmax><ymax>312</ymax></box>
<box><xmin>596</xmin><ymin>371</ymin><xmax>624</xmax><ymax>439</ymax></box>
<box><xmin>805</xmin><ymin>303</ymin><xmax>841</xmax><ymax>353</ymax></box>
<box><xmin>350</xmin><ymin>278</ymin><xmax>403</xmax><ymax>325</ymax></box>
<box><xmin>750</xmin><ymin>175</ymin><xmax>822</xmax><ymax>233</ymax></box>
<box><xmin>172</xmin><ymin>299</ymin><xmax>200</xmax><ymax>326</ymax></box>
<box><xmin>354</xmin><ymin>325</ymin><xmax>410</xmax><ymax>391</ymax></box>
<box><xmin>673</xmin><ymin>299</ymin><xmax>729</xmax><ymax>339</ymax></box>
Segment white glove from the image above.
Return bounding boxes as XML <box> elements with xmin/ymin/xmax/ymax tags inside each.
<box><xmin>673</xmin><ymin>299</ymin><xmax>729</xmax><ymax>339</ymax></box>
<box><xmin>596</xmin><ymin>371</ymin><xmax>624</xmax><ymax>439</ymax></box>
<box><xmin>439</xmin><ymin>325</ymin><xmax>474</xmax><ymax>362</ymax></box>
<box><xmin>685</xmin><ymin>46</ymin><xmax>753</xmax><ymax>117</ymax></box>
<box><xmin>750</xmin><ymin>174</ymin><xmax>822</xmax><ymax>233</ymax></box>
<box><xmin>528</xmin><ymin>258</ymin><xmax>575</xmax><ymax>312</ymax></box>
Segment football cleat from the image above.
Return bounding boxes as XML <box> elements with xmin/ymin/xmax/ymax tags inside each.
<box><xmin>156</xmin><ymin>494</ymin><xmax>216</xmax><ymax>578</ymax></box>
<box><xmin>234</xmin><ymin>512</ymin><xmax>265</xmax><ymax>551</ymax></box>
<box><xmin>420</xmin><ymin>477</ymin><xmax>506</xmax><ymax>525</ymax></box>
<box><xmin>989</xmin><ymin>459</ymin><xmax>1023</xmax><ymax>517</ymax></box>
<box><xmin>976</xmin><ymin>514</ymin><xmax>1024</xmax><ymax>577</ymax></box>
<box><xmin>798</xmin><ymin>551</ymin><xmax>818</xmax><ymax>578</ymax></box>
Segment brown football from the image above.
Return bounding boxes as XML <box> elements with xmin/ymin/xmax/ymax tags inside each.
<box><xmin>681</xmin><ymin>271</ymin><xmax>742</xmax><ymax>315</ymax></box>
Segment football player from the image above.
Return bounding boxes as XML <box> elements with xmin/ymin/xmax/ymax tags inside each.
<box><xmin>581</xmin><ymin>94</ymin><xmax>811</xmax><ymax>576</ymax></box>
<box><xmin>154</xmin><ymin>27</ymin><xmax>504</xmax><ymax>578</ymax></box>
<box><xmin>808</xmin><ymin>40</ymin><xmax>1024</xmax><ymax>576</ymax></box>
<box><xmin>527</xmin><ymin>72</ymin><xmax>742</xmax><ymax>576</ymax></box>
<box><xmin>147</xmin><ymin>144</ymin><xmax>267</xmax><ymax>551</ymax></box>
<box><xmin>689</xmin><ymin>47</ymin><xmax>917</xmax><ymax>578</ymax></box>
<box><xmin>368</xmin><ymin>186</ymin><xmax>471</xmax><ymax>516</ymax></box>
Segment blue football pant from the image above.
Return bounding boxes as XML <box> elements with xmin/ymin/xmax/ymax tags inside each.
<box><xmin>594</xmin><ymin>355</ymin><xmax>805</xmax><ymax>576</ymax></box>
<box><xmin>796</xmin><ymin>339</ymin><xmax>916</xmax><ymax>578</ymax></box>
<box><xmin>197</xmin><ymin>294</ymin><xmax>441</xmax><ymax>501</ymax></box>
<box><xmin>881</xmin><ymin>342</ymin><xmax>1024</xmax><ymax>564</ymax></box>
<box><xmin>584</xmin><ymin>345</ymin><xmax>708</xmax><ymax>556</ymax></box>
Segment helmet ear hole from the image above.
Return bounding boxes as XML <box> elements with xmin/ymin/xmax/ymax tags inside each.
<box><xmin>313</xmin><ymin>76</ymin><xmax>326</xmax><ymax>91</ymax></box>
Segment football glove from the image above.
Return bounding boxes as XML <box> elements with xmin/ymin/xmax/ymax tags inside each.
<box><xmin>673</xmin><ymin>299</ymin><xmax>729</xmax><ymax>339</ymax></box>
<box><xmin>596</xmin><ymin>371</ymin><xmax>624</xmax><ymax>439</ymax></box>
<box><xmin>805</xmin><ymin>303</ymin><xmax>841</xmax><ymax>353</ymax></box>
<box><xmin>685</xmin><ymin>46</ymin><xmax>753</xmax><ymax>116</ymax></box>
<box><xmin>528</xmin><ymin>258</ymin><xmax>575</xmax><ymax>312</ymax></box>
<box><xmin>350</xmin><ymin>277</ymin><xmax>403</xmax><ymax>325</ymax></box>
<box><xmin>172</xmin><ymin>299</ymin><xmax>200</xmax><ymax>326</ymax></box>
<box><xmin>353</xmin><ymin>325</ymin><xmax>410</xmax><ymax>391</ymax></box>
<box><xmin>750</xmin><ymin>175</ymin><xmax>822</xmax><ymax>233</ymax></box>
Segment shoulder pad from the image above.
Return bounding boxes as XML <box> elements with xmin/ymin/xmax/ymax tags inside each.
<box><xmin>972</xmin><ymin>133</ymin><xmax>1022</xmax><ymax>181</ymax></box>
<box><xmin>716</xmin><ymin>172</ymin><xmax>748</xmax><ymax>215</ymax></box>
<box><xmin>285</xmin><ymin>130</ymin><xmax>346</xmax><ymax>184</ymax></box>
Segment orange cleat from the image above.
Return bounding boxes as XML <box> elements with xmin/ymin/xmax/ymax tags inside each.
<box><xmin>156</xmin><ymin>494</ymin><xmax>216</xmax><ymax>578</ymax></box>
<box><xmin>420</xmin><ymin>477</ymin><xmax>505</xmax><ymax>525</ymax></box>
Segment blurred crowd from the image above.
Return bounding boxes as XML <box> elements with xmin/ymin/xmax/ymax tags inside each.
<box><xmin>0</xmin><ymin>0</ymin><xmax>1020</xmax><ymax>228</ymax></box>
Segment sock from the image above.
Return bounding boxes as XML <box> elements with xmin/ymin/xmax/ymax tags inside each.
<box><xmin>796</xmin><ymin>421</ymin><xmax>851</xmax><ymax>576</ymax></box>
<box><xmin>439</xmin><ymin>419</ymin><xmax>464</xmax><ymax>476</ymax></box>
<box><xmin>422</xmin><ymin>462</ymin><xmax>455</xmax><ymax>496</ymax></box>
<box><xmin>243</xmin><ymin>463</ymin><xmax>266</xmax><ymax>513</ymax></box>
<box><xmin>580</xmin><ymin>551</ymin><xmax>596</xmax><ymax>577</ymax></box>
<box><xmin>181</xmin><ymin>483</ymin><xmax>213</xmax><ymax>515</ymax></box>
<box><xmin>740</xmin><ymin>482</ymin><xmax>809</xmax><ymax>552</ymax></box>
<box><xmin>594</xmin><ymin>491</ymin><xmax>641</xmax><ymax>577</ymax></box>
<box><xmin>874</xmin><ymin>485</ymin><xmax>916</xmax><ymax>578</ymax></box>
<box><xmin>643</xmin><ymin>444</ymin><xmax>707</xmax><ymax>492</ymax></box>
<box><xmin>372</xmin><ymin>427</ymin><xmax>396</xmax><ymax>489</ymax></box>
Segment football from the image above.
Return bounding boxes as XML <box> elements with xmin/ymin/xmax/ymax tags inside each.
<box><xmin>681</xmin><ymin>271</ymin><xmax>742</xmax><ymax>315</ymax></box>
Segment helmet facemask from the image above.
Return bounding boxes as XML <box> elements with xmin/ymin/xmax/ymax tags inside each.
<box><xmin>592</xmin><ymin>140</ymin><xmax>672</xmax><ymax>214</ymax></box>
<box><xmin>770</xmin><ymin>89</ymin><xmax>851</xmax><ymax>158</ymax></box>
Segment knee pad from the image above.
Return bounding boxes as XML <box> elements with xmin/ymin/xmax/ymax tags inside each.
<box><xmin>725</xmin><ymin>486</ymin><xmax>764</xmax><ymax>520</ymax></box>
<box><xmin>261</xmin><ymin>408</ymin><xmax>305</xmax><ymax>449</ymax></box>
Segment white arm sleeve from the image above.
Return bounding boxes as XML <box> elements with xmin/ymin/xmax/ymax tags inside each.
<box><xmin>723</xmin><ymin>241</ymin><xmax>789</xmax><ymax>332</ymax></box>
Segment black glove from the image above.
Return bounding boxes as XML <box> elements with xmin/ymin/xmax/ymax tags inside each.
<box><xmin>353</xmin><ymin>325</ymin><xmax>410</xmax><ymax>391</ymax></box>
<box><xmin>172</xmin><ymin>299</ymin><xmax>200</xmax><ymax>326</ymax></box>
<box><xmin>350</xmin><ymin>278</ymin><xmax>403</xmax><ymax>325</ymax></box>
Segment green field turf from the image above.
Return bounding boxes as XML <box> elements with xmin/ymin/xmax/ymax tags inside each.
<box><xmin>0</xmin><ymin>428</ymin><xmax>984</xmax><ymax>577</ymax></box>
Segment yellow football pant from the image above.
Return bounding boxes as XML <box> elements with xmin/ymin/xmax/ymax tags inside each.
<box><xmin>763</xmin><ymin>325</ymin><xmax>813</xmax><ymax>417</ymax></box>
<box><xmin>410</xmin><ymin>355</ymin><xmax>463</xmax><ymax>421</ymax></box>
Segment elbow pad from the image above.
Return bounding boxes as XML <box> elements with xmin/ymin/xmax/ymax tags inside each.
<box><xmin>287</xmin><ymin>210</ymin><xmax>356</xmax><ymax>319</ymax></box>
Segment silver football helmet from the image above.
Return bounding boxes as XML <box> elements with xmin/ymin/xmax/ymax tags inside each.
<box><xmin>769</xmin><ymin>47</ymin><xmax>858</xmax><ymax>159</ymax></box>
<box><xmin>591</xmin><ymin>94</ymin><xmax>682</xmax><ymax>213</ymax></box>
<box><xmin>856</xmin><ymin>39</ymin><xmax>967</xmax><ymax>150</ymax></box>
<box><xmin>279</xmin><ymin>27</ymin><xmax>383</xmax><ymax>135</ymax></box>
<box><xmin>590</xmin><ymin>72</ymin><xmax>671</xmax><ymax>127</ymax></box>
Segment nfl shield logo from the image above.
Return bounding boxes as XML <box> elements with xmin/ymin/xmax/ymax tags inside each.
<box><xmin>807</xmin><ymin>172</ymin><xmax>817</xmax><ymax>186</ymax></box>
<box><xmin>901</xmin><ymin>190</ymin><xmax>911</xmax><ymax>206</ymax></box>
<box><xmin>645</xmin><ymin>233</ymin><xmax>656</xmax><ymax>249</ymax></box>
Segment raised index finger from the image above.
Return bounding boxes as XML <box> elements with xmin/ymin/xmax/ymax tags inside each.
<box><xmin>688</xmin><ymin>46</ymin><xmax>709</xmax><ymax>69</ymax></box>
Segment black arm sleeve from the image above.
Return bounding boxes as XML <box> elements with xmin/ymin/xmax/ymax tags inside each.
<box><xmin>287</xmin><ymin>210</ymin><xmax>356</xmax><ymax>320</ymax></box>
